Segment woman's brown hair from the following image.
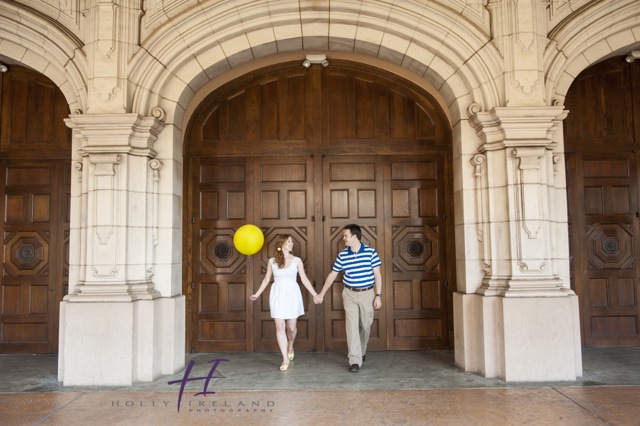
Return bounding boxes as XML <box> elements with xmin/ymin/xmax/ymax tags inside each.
<box><xmin>273</xmin><ymin>234</ymin><xmax>291</xmax><ymax>268</ymax></box>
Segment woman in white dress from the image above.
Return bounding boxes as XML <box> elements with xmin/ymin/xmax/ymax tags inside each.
<box><xmin>250</xmin><ymin>234</ymin><xmax>317</xmax><ymax>370</ymax></box>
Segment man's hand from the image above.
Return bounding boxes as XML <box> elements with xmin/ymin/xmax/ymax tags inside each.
<box><xmin>373</xmin><ymin>296</ymin><xmax>382</xmax><ymax>310</ymax></box>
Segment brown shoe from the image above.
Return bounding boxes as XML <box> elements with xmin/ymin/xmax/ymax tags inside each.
<box><xmin>349</xmin><ymin>364</ymin><xmax>360</xmax><ymax>373</ymax></box>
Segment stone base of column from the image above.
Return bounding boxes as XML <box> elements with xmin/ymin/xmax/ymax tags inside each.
<box><xmin>476</xmin><ymin>276</ymin><xmax>574</xmax><ymax>297</ymax></box>
<box><xmin>63</xmin><ymin>281</ymin><xmax>161</xmax><ymax>302</ymax></box>
<box><xmin>454</xmin><ymin>292</ymin><xmax>582</xmax><ymax>381</ymax></box>
<box><xmin>58</xmin><ymin>295</ymin><xmax>185</xmax><ymax>386</ymax></box>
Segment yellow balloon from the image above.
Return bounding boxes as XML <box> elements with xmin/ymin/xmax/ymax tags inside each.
<box><xmin>233</xmin><ymin>224</ymin><xmax>264</xmax><ymax>255</ymax></box>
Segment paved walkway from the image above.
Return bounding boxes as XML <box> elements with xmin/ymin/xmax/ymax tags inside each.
<box><xmin>1</xmin><ymin>348</ymin><xmax>639</xmax><ymax>425</ymax></box>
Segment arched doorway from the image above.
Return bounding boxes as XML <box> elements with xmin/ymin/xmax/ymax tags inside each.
<box><xmin>0</xmin><ymin>64</ymin><xmax>71</xmax><ymax>354</ymax></box>
<box><xmin>184</xmin><ymin>60</ymin><xmax>453</xmax><ymax>353</ymax></box>
<box><xmin>564</xmin><ymin>56</ymin><xmax>640</xmax><ymax>347</ymax></box>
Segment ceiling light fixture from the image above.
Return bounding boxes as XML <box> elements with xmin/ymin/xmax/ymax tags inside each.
<box><xmin>302</xmin><ymin>54</ymin><xmax>329</xmax><ymax>68</ymax></box>
<box><xmin>625</xmin><ymin>51</ymin><xmax>640</xmax><ymax>63</ymax></box>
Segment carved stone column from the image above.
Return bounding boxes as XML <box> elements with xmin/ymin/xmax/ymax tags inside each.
<box><xmin>456</xmin><ymin>105</ymin><xmax>581</xmax><ymax>381</ymax></box>
<box><xmin>468</xmin><ymin>106</ymin><xmax>572</xmax><ymax>297</ymax></box>
<box><xmin>63</xmin><ymin>113</ymin><xmax>164</xmax><ymax>301</ymax></box>
<box><xmin>56</xmin><ymin>1</ymin><xmax>184</xmax><ymax>387</ymax></box>
<box><xmin>58</xmin><ymin>111</ymin><xmax>184</xmax><ymax>386</ymax></box>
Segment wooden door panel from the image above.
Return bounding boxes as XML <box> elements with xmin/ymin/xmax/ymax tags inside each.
<box><xmin>581</xmin><ymin>155</ymin><xmax>639</xmax><ymax>346</ymax></box>
<box><xmin>0</xmin><ymin>67</ymin><xmax>71</xmax><ymax>152</ymax></box>
<box><xmin>568</xmin><ymin>152</ymin><xmax>640</xmax><ymax>347</ymax></box>
<box><xmin>193</xmin><ymin>157</ymin><xmax>253</xmax><ymax>352</ymax></box>
<box><xmin>387</xmin><ymin>155</ymin><xmax>448</xmax><ymax>349</ymax></box>
<box><xmin>1</xmin><ymin>161</ymin><xmax>68</xmax><ymax>353</ymax></box>
<box><xmin>565</xmin><ymin>57</ymin><xmax>640</xmax><ymax>348</ymax></box>
<box><xmin>192</xmin><ymin>154</ymin><xmax>452</xmax><ymax>352</ymax></box>
<box><xmin>322</xmin><ymin>156</ymin><xmax>386</xmax><ymax>351</ymax></box>
<box><xmin>563</xmin><ymin>61</ymin><xmax>634</xmax><ymax>146</ymax></box>
<box><xmin>322</xmin><ymin>68</ymin><xmax>446</xmax><ymax>145</ymax></box>
<box><xmin>253</xmin><ymin>157</ymin><xmax>316</xmax><ymax>352</ymax></box>
<box><xmin>193</xmin><ymin>156</ymin><xmax>318</xmax><ymax>353</ymax></box>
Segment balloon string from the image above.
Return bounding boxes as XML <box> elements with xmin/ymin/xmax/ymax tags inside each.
<box><xmin>248</xmin><ymin>255</ymin><xmax>251</xmax><ymax>272</ymax></box>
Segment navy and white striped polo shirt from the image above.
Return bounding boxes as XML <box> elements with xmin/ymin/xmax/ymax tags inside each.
<box><xmin>332</xmin><ymin>244</ymin><xmax>381</xmax><ymax>288</ymax></box>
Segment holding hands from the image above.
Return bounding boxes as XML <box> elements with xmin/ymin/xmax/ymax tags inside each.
<box><xmin>313</xmin><ymin>294</ymin><xmax>324</xmax><ymax>304</ymax></box>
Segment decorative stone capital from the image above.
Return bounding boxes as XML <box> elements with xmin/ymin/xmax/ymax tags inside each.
<box><xmin>469</xmin><ymin>106</ymin><xmax>567</xmax><ymax>152</ymax></box>
<box><xmin>65</xmin><ymin>112</ymin><xmax>165</xmax><ymax>158</ymax></box>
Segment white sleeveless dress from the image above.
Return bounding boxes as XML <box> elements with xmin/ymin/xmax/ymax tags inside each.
<box><xmin>269</xmin><ymin>256</ymin><xmax>305</xmax><ymax>319</ymax></box>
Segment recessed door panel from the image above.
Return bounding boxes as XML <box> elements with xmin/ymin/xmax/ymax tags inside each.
<box><xmin>193</xmin><ymin>157</ymin><xmax>253</xmax><ymax>352</ymax></box>
<box><xmin>322</xmin><ymin>156</ymin><xmax>386</xmax><ymax>351</ymax></box>
<box><xmin>252</xmin><ymin>156</ymin><xmax>317</xmax><ymax>353</ymax></box>
<box><xmin>387</xmin><ymin>155</ymin><xmax>448</xmax><ymax>349</ymax></box>
<box><xmin>0</xmin><ymin>160</ymin><xmax>69</xmax><ymax>353</ymax></box>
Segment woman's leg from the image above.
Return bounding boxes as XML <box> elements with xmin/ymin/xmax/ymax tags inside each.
<box><xmin>285</xmin><ymin>319</ymin><xmax>298</xmax><ymax>357</ymax></box>
<box><xmin>274</xmin><ymin>318</ymin><xmax>289</xmax><ymax>366</ymax></box>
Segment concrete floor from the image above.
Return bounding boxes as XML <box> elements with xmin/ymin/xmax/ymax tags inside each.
<box><xmin>1</xmin><ymin>348</ymin><xmax>639</xmax><ymax>425</ymax></box>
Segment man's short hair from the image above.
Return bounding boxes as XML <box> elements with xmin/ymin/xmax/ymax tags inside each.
<box><xmin>343</xmin><ymin>224</ymin><xmax>362</xmax><ymax>241</ymax></box>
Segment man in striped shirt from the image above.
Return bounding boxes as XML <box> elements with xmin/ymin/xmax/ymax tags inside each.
<box><xmin>314</xmin><ymin>224</ymin><xmax>382</xmax><ymax>372</ymax></box>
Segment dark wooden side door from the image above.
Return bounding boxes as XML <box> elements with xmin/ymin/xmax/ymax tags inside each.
<box><xmin>0</xmin><ymin>66</ymin><xmax>71</xmax><ymax>353</ymax></box>
<box><xmin>564</xmin><ymin>57</ymin><xmax>640</xmax><ymax>347</ymax></box>
<box><xmin>187</xmin><ymin>61</ymin><xmax>451</xmax><ymax>353</ymax></box>
<box><xmin>386</xmin><ymin>154</ymin><xmax>449</xmax><ymax>350</ymax></box>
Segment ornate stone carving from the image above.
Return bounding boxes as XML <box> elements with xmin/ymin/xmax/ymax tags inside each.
<box><xmin>512</xmin><ymin>147</ymin><xmax>544</xmax><ymax>240</ymax></box>
<box><xmin>146</xmin><ymin>158</ymin><xmax>163</xmax><ymax>280</ymax></box>
<box><xmin>471</xmin><ymin>154</ymin><xmax>491</xmax><ymax>276</ymax></box>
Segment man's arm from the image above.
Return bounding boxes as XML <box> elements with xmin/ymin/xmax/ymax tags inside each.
<box><xmin>372</xmin><ymin>265</ymin><xmax>382</xmax><ymax>310</ymax></box>
<box><xmin>314</xmin><ymin>270</ymin><xmax>339</xmax><ymax>304</ymax></box>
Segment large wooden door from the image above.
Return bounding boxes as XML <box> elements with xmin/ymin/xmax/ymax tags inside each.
<box><xmin>321</xmin><ymin>156</ymin><xmax>386</xmax><ymax>351</ymax></box>
<box><xmin>190</xmin><ymin>155</ymin><xmax>317</xmax><ymax>353</ymax></box>
<box><xmin>186</xmin><ymin>61</ymin><xmax>451</xmax><ymax>353</ymax></box>
<box><xmin>0</xmin><ymin>66</ymin><xmax>71</xmax><ymax>353</ymax></box>
<box><xmin>251</xmin><ymin>156</ymin><xmax>318</xmax><ymax>352</ymax></box>
<box><xmin>321</xmin><ymin>154</ymin><xmax>449</xmax><ymax>351</ymax></box>
<box><xmin>564</xmin><ymin>57</ymin><xmax>640</xmax><ymax>347</ymax></box>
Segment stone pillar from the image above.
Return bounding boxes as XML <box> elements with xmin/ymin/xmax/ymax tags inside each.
<box><xmin>59</xmin><ymin>113</ymin><xmax>184</xmax><ymax>386</ymax></box>
<box><xmin>57</xmin><ymin>0</ymin><xmax>184</xmax><ymax>386</ymax></box>
<box><xmin>456</xmin><ymin>106</ymin><xmax>581</xmax><ymax>381</ymax></box>
<box><xmin>454</xmin><ymin>0</ymin><xmax>581</xmax><ymax>381</ymax></box>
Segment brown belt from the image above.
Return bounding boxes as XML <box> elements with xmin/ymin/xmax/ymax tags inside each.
<box><xmin>345</xmin><ymin>286</ymin><xmax>373</xmax><ymax>292</ymax></box>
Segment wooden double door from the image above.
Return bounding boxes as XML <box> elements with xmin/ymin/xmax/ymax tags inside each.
<box><xmin>186</xmin><ymin>61</ymin><xmax>452</xmax><ymax>353</ymax></box>
<box><xmin>564</xmin><ymin>56</ymin><xmax>640</xmax><ymax>347</ymax></box>
<box><xmin>190</xmin><ymin>154</ymin><xmax>448</xmax><ymax>353</ymax></box>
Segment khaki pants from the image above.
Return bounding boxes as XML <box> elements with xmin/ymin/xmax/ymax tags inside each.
<box><xmin>342</xmin><ymin>287</ymin><xmax>375</xmax><ymax>366</ymax></box>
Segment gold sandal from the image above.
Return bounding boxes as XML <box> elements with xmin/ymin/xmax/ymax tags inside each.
<box><xmin>280</xmin><ymin>362</ymin><xmax>289</xmax><ymax>371</ymax></box>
